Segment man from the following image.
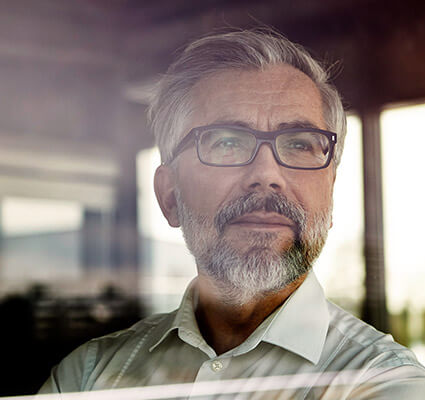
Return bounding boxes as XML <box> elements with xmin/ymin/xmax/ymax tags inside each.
<box><xmin>39</xmin><ymin>28</ymin><xmax>425</xmax><ymax>399</ymax></box>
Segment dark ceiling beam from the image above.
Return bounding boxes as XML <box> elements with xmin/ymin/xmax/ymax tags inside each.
<box><xmin>0</xmin><ymin>39</ymin><xmax>120</xmax><ymax>68</ymax></box>
<box><xmin>0</xmin><ymin>0</ymin><xmax>124</xmax><ymax>68</ymax></box>
<box><xmin>1</xmin><ymin>0</ymin><xmax>424</xmax><ymax>151</ymax></box>
<box><xmin>121</xmin><ymin>0</ymin><xmax>425</xmax><ymax>111</ymax></box>
<box><xmin>268</xmin><ymin>0</ymin><xmax>425</xmax><ymax>109</ymax></box>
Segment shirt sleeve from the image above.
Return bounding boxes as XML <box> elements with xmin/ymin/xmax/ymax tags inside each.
<box><xmin>38</xmin><ymin>340</ymin><xmax>97</xmax><ymax>394</ymax></box>
<box><xmin>347</xmin><ymin>364</ymin><xmax>425</xmax><ymax>400</ymax></box>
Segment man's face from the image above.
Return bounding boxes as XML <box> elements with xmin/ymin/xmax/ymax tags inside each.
<box><xmin>156</xmin><ymin>64</ymin><xmax>335</xmax><ymax>304</ymax></box>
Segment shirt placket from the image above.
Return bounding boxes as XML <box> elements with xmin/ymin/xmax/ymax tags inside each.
<box><xmin>188</xmin><ymin>356</ymin><xmax>231</xmax><ymax>399</ymax></box>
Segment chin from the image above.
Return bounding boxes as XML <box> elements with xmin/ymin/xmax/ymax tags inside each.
<box><xmin>197</xmin><ymin>235</ymin><xmax>313</xmax><ymax>307</ymax></box>
<box><xmin>224</xmin><ymin>230</ymin><xmax>295</xmax><ymax>254</ymax></box>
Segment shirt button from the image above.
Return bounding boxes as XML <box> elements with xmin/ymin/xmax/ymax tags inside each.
<box><xmin>211</xmin><ymin>360</ymin><xmax>223</xmax><ymax>372</ymax></box>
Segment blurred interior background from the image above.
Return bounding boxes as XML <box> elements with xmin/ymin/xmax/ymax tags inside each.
<box><xmin>0</xmin><ymin>0</ymin><xmax>424</xmax><ymax>395</ymax></box>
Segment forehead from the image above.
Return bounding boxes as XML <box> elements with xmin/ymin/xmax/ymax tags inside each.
<box><xmin>187</xmin><ymin>64</ymin><xmax>325</xmax><ymax>131</ymax></box>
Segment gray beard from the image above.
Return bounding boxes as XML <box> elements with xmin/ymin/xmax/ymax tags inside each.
<box><xmin>175</xmin><ymin>190</ymin><xmax>331</xmax><ymax>306</ymax></box>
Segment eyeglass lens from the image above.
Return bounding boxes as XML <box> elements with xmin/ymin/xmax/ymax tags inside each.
<box><xmin>198</xmin><ymin>128</ymin><xmax>331</xmax><ymax>168</ymax></box>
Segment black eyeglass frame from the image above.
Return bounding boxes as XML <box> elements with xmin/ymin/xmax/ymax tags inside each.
<box><xmin>170</xmin><ymin>124</ymin><xmax>338</xmax><ymax>170</ymax></box>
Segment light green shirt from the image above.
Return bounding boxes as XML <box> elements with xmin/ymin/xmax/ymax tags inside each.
<box><xmin>39</xmin><ymin>272</ymin><xmax>425</xmax><ymax>399</ymax></box>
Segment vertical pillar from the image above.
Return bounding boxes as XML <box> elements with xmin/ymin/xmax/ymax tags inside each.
<box><xmin>0</xmin><ymin>201</ymin><xmax>2</xmax><ymax>280</ymax></box>
<box><xmin>361</xmin><ymin>108</ymin><xmax>389</xmax><ymax>332</ymax></box>
<box><xmin>81</xmin><ymin>210</ymin><xmax>104</xmax><ymax>270</ymax></box>
<box><xmin>111</xmin><ymin>149</ymin><xmax>140</xmax><ymax>295</ymax></box>
<box><xmin>110</xmin><ymin>99</ymin><xmax>153</xmax><ymax>297</ymax></box>
<box><xmin>82</xmin><ymin>209</ymin><xmax>113</xmax><ymax>273</ymax></box>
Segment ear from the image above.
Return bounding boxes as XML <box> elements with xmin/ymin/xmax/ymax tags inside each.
<box><xmin>154</xmin><ymin>165</ymin><xmax>180</xmax><ymax>227</ymax></box>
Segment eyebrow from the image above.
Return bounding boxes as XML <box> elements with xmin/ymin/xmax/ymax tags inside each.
<box><xmin>209</xmin><ymin>119</ymin><xmax>321</xmax><ymax>131</ymax></box>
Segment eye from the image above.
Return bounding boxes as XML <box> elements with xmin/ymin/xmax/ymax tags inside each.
<box><xmin>286</xmin><ymin>139</ymin><xmax>313</xmax><ymax>151</ymax></box>
<box><xmin>212</xmin><ymin>137</ymin><xmax>242</xmax><ymax>149</ymax></box>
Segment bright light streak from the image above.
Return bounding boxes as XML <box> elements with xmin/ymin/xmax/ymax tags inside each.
<box><xmin>1</xmin><ymin>197</ymin><xmax>82</xmax><ymax>236</ymax></box>
<box><xmin>13</xmin><ymin>368</ymin><xmax>424</xmax><ymax>400</ymax></box>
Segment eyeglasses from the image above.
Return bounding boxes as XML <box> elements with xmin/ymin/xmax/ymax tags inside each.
<box><xmin>170</xmin><ymin>124</ymin><xmax>337</xmax><ymax>170</ymax></box>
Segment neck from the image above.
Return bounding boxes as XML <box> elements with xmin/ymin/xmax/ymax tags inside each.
<box><xmin>194</xmin><ymin>273</ymin><xmax>307</xmax><ymax>355</ymax></box>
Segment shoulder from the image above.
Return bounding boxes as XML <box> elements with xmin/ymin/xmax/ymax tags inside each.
<box><xmin>325</xmin><ymin>301</ymin><xmax>424</xmax><ymax>372</ymax></box>
<box><xmin>322</xmin><ymin>303</ymin><xmax>425</xmax><ymax>398</ymax></box>
<box><xmin>39</xmin><ymin>311</ymin><xmax>176</xmax><ymax>393</ymax></box>
<box><xmin>84</xmin><ymin>311</ymin><xmax>176</xmax><ymax>370</ymax></box>
<box><xmin>91</xmin><ymin>312</ymin><xmax>173</xmax><ymax>350</ymax></box>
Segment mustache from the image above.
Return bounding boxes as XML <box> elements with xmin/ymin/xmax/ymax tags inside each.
<box><xmin>214</xmin><ymin>192</ymin><xmax>306</xmax><ymax>235</ymax></box>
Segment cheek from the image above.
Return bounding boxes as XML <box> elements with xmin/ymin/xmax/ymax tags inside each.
<box><xmin>291</xmin><ymin>172</ymin><xmax>334</xmax><ymax>212</ymax></box>
<box><xmin>183</xmin><ymin>175</ymin><xmax>212</xmax><ymax>211</ymax></box>
<box><xmin>176</xmin><ymin>162</ymin><xmax>238</xmax><ymax>215</ymax></box>
<box><xmin>312</xmin><ymin>183</ymin><xmax>334</xmax><ymax>211</ymax></box>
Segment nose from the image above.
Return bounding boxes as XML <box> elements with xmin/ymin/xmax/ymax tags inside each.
<box><xmin>241</xmin><ymin>144</ymin><xmax>289</xmax><ymax>192</ymax></box>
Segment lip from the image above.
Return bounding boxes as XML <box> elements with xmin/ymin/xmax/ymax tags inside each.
<box><xmin>229</xmin><ymin>212</ymin><xmax>295</xmax><ymax>229</ymax></box>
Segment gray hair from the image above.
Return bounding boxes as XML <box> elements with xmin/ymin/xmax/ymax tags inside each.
<box><xmin>148</xmin><ymin>28</ymin><xmax>346</xmax><ymax>166</ymax></box>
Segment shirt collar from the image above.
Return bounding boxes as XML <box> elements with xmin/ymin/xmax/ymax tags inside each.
<box><xmin>262</xmin><ymin>271</ymin><xmax>330</xmax><ymax>364</ymax></box>
<box><xmin>150</xmin><ymin>272</ymin><xmax>330</xmax><ymax>364</ymax></box>
<box><xmin>149</xmin><ymin>278</ymin><xmax>215</xmax><ymax>356</ymax></box>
